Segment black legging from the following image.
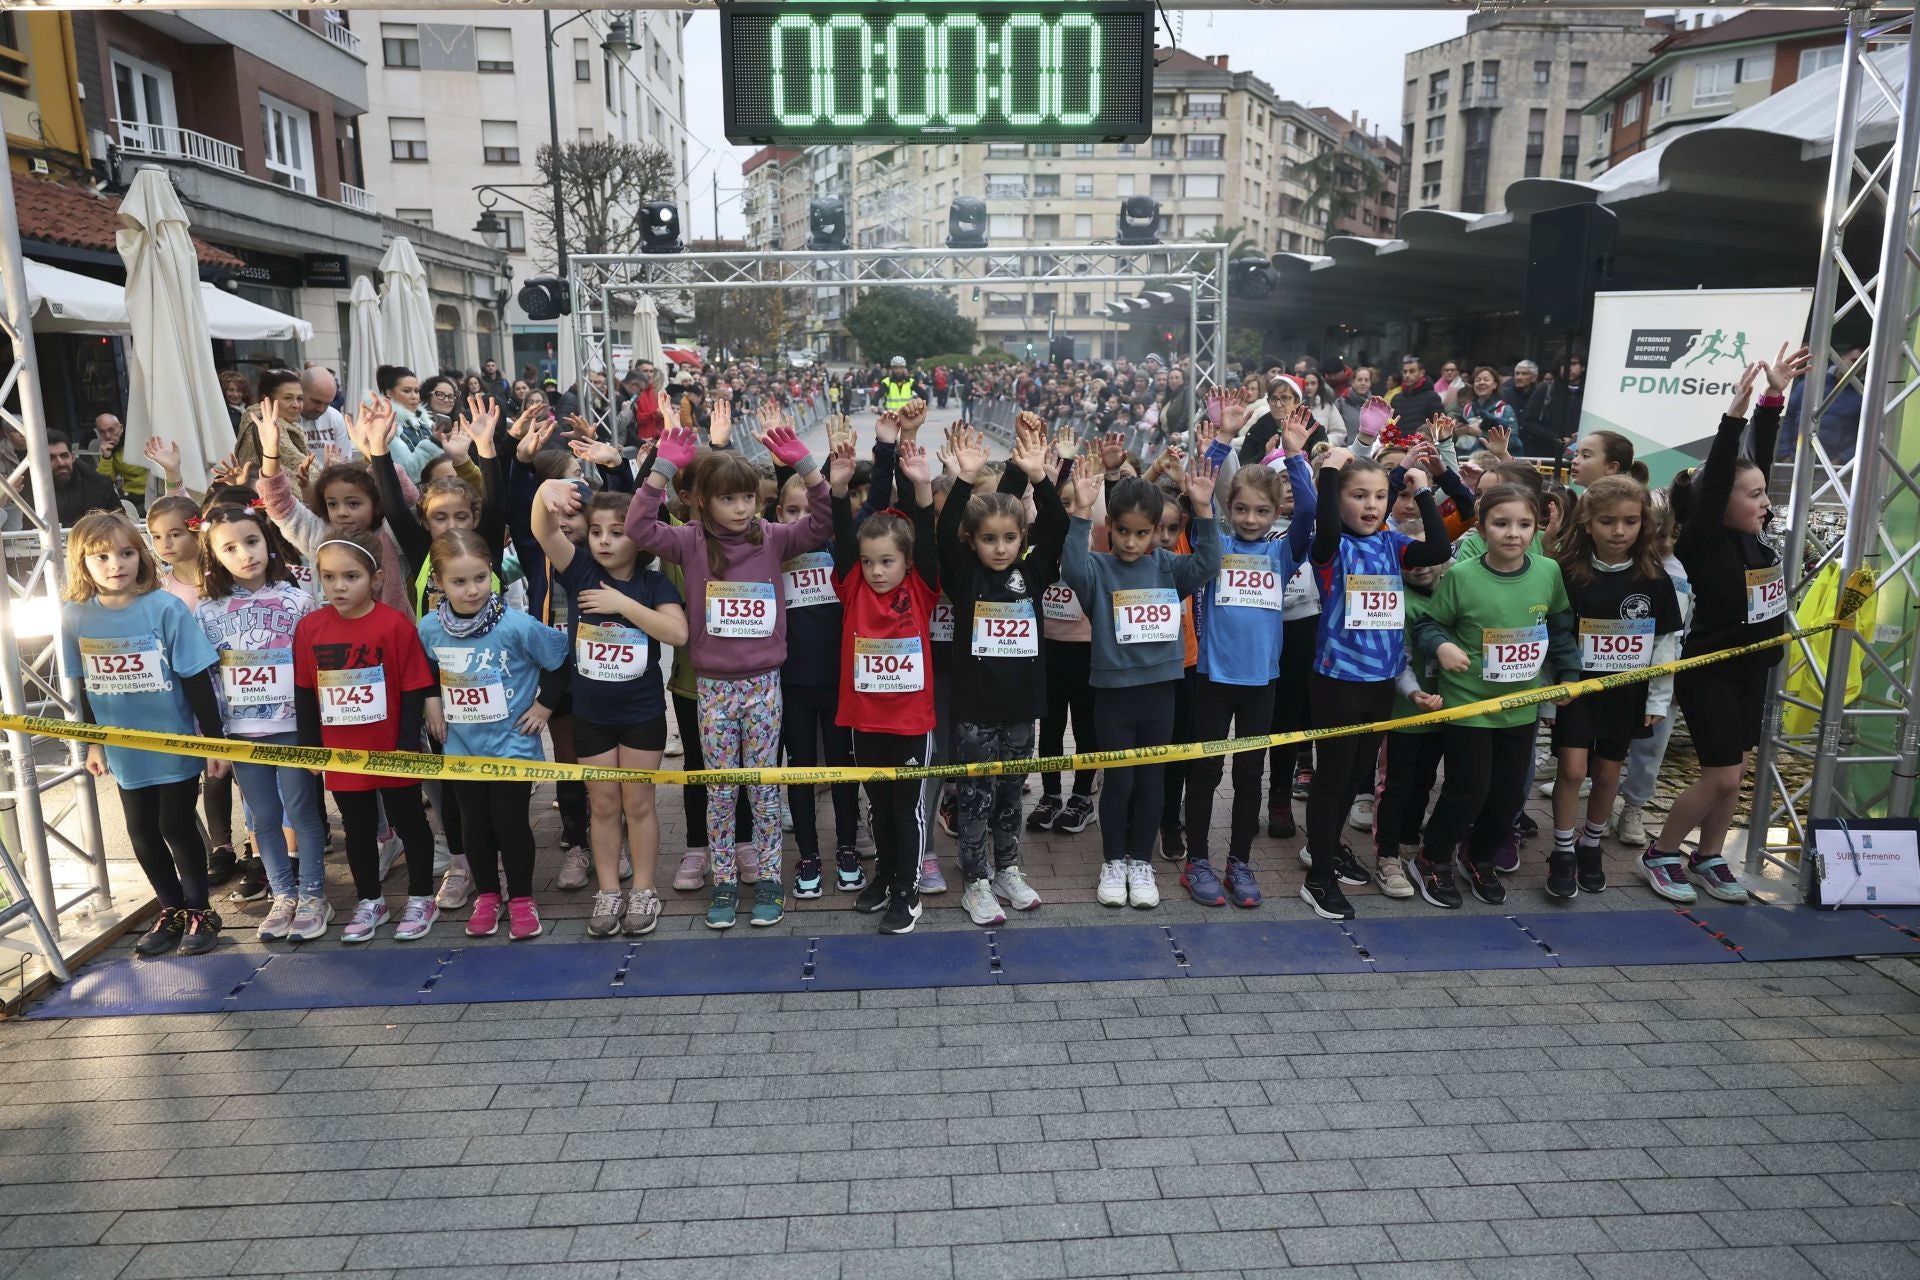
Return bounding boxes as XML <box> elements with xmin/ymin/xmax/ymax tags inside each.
<box><xmin>1093</xmin><ymin>679</ymin><xmax>1177</xmax><ymax>862</ymax></box>
<box><xmin>1268</xmin><ymin>616</ymin><xmax>1319</xmax><ymax>809</ymax></box>
<box><xmin>1161</xmin><ymin>667</ymin><xmax>1198</xmax><ymax>836</ymax></box>
<box><xmin>202</xmin><ymin>769</ymin><xmax>235</xmax><ymax>851</ymax></box>
<box><xmin>1422</xmin><ymin>724</ymin><xmax>1535</xmax><ymax>869</ymax></box>
<box><xmin>452</xmin><ymin>779</ymin><xmax>537</xmax><ymax>900</ymax></box>
<box><xmin>854</xmin><ymin>730</ymin><xmax>931</xmax><ymax>894</ymax></box>
<box><xmin>1039</xmin><ymin>640</ymin><xmax>1097</xmax><ymax>798</ymax></box>
<box><xmin>782</xmin><ymin>681</ymin><xmax>858</xmax><ymax>860</ymax></box>
<box><xmin>336</xmin><ymin>784</ymin><xmax>437</xmax><ymax>899</ymax></box>
<box><xmin>1185</xmin><ymin>678</ymin><xmax>1277</xmax><ymax>864</ymax></box>
<box><xmin>122</xmin><ymin>777</ymin><xmax>209</xmax><ymax>911</ymax></box>
<box><xmin>1305</xmin><ymin>673</ymin><xmax>1394</xmax><ymax>881</ymax></box>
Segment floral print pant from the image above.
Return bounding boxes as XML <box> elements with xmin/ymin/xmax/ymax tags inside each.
<box><xmin>696</xmin><ymin>670</ymin><xmax>784</xmax><ymax>884</ymax></box>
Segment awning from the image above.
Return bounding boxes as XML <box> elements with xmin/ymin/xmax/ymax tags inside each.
<box><xmin>22</xmin><ymin>257</ymin><xmax>312</xmax><ymax>342</ymax></box>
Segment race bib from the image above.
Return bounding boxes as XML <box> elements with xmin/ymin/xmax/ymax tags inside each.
<box><xmin>853</xmin><ymin>636</ymin><xmax>925</xmax><ymax>693</ymax></box>
<box><xmin>971</xmin><ymin>600</ymin><xmax>1038</xmax><ymax>658</ymax></box>
<box><xmin>706</xmin><ymin>581</ymin><xmax>776</xmax><ymax>638</ymax></box>
<box><xmin>1113</xmin><ymin>589</ymin><xmax>1179</xmax><ymax>645</ymax></box>
<box><xmin>78</xmin><ymin>635</ymin><xmax>165</xmax><ymax>695</ymax></box>
<box><xmin>1746</xmin><ymin>565</ymin><xmax>1788</xmax><ymax>624</ymax></box>
<box><xmin>575</xmin><ymin>622</ymin><xmax>648</xmax><ymax>682</ymax></box>
<box><xmin>218</xmin><ymin>649</ymin><xmax>292</xmax><ymax>707</ymax></box>
<box><xmin>1482</xmin><ymin>624</ymin><xmax>1548</xmax><ymax>683</ymax></box>
<box><xmin>1580</xmin><ymin>618</ymin><xmax>1654</xmax><ymax>673</ymax></box>
<box><xmin>1345</xmin><ymin>574</ymin><xmax>1404</xmax><ymax>630</ymax></box>
<box><xmin>1041</xmin><ymin>583</ymin><xmax>1084</xmax><ymax>623</ymax></box>
<box><xmin>929</xmin><ymin>596</ymin><xmax>955</xmax><ymax>643</ymax></box>
<box><xmin>440</xmin><ymin>669</ymin><xmax>508</xmax><ymax>724</ymax></box>
<box><xmin>317</xmin><ymin>666</ymin><xmax>387</xmax><ymax>726</ymax></box>
<box><xmin>1215</xmin><ymin>555</ymin><xmax>1282</xmax><ymax>611</ymax></box>
<box><xmin>1282</xmin><ymin>565</ymin><xmax>1317</xmax><ymax>614</ymax></box>
<box><xmin>780</xmin><ymin>552</ymin><xmax>835</xmax><ymax>609</ymax></box>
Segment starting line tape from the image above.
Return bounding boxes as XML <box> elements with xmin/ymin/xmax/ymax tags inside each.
<box><xmin>1</xmin><ymin>572</ymin><xmax>1872</xmax><ymax>787</ymax></box>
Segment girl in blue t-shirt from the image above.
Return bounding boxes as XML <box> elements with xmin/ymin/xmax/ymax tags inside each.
<box><xmin>532</xmin><ymin>480</ymin><xmax>687</xmax><ymax>939</ymax></box>
<box><xmin>62</xmin><ymin>511</ymin><xmax>229</xmax><ymax>958</ymax></box>
<box><xmin>418</xmin><ymin>529</ymin><xmax>569</xmax><ymax>941</ymax></box>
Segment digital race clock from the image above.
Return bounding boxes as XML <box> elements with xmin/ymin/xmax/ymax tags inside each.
<box><xmin>720</xmin><ymin>1</ymin><xmax>1154</xmax><ymax>144</ymax></box>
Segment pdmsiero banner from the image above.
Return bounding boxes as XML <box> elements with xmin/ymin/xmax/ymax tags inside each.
<box><xmin>1581</xmin><ymin>287</ymin><xmax>1814</xmax><ymax>485</ymax></box>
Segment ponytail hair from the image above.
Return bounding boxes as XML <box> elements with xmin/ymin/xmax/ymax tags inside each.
<box><xmin>1586</xmin><ymin>429</ymin><xmax>1649</xmax><ymax>484</ymax></box>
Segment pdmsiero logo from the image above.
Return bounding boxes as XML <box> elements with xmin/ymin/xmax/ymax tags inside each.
<box><xmin>1618</xmin><ymin>326</ymin><xmax>1753</xmax><ymax>395</ymax></box>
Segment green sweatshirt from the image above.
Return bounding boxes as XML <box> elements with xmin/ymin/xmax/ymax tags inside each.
<box><xmin>1412</xmin><ymin>553</ymin><xmax>1579</xmax><ymax>729</ymax></box>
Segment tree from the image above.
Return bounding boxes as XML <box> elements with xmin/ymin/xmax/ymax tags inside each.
<box><xmin>1197</xmin><ymin>223</ymin><xmax>1262</xmax><ymax>259</ymax></box>
<box><xmin>1287</xmin><ymin>144</ymin><xmax>1389</xmax><ymax>236</ymax></box>
<box><xmin>531</xmin><ymin>139</ymin><xmax>677</xmax><ymax>269</ymax></box>
<box><xmin>844</xmin><ymin>287</ymin><xmax>976</xmax><ymax>363</ymax></box>
<box><xmin>693</xmin><ymin>288</ymin><xmax>783</xmax><ymax>362</ymax></box>
<box><xmin>1228</xmin><ymin>326</ymin><xmax>1268</xmax><ymax>369</ymax></box>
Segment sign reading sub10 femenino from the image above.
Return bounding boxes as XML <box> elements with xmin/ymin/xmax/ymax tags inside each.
<box><xmin>720</xmin><ymin>1</ymin><xmax>1154</xmax><ymax>143</ymax></box>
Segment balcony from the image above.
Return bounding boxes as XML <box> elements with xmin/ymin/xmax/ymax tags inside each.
<box><xmin>338</xmin><ymin>183</ymin><xmax>377</xmax><ymax>215</ymax></box>
<box><xmin>984</xmin><ymin>182</ymin><xmax>1028</xmax><ymax>200</ymax></box>
<box><xmin>114</xmin><ymin>119</ymin><xmax>243</xmax><ymax>175</ymax></box>
<box><xmin>315</xmin><ymin>16</ymin><xmax>364</xmax><ymax>59</ymax></box>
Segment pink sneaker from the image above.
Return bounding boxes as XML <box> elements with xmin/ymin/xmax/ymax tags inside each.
<box><xmin>672</xmin><ymin>849</ymin><xmax>707</xmax><ymax>891</ymax></box>
<box><xmin>466</xmin><ymin>892</ymin><xmax>502</xmax><ymax>937</ymax></box>
<box><xmin>507</xmin><ymin>896</ymin><xmax>543</xmax><ymax>940</ymax></box>
<box><xmin>738</xmin><ymin>847</ymin><xmax>761</xmax><ymax>885</ymax></box>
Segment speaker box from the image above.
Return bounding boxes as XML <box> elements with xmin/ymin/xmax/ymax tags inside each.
<box><xmin>1049</xmin><ymin>335</ymin><xmax>1075</xmax><ymax>366</ymax></box>
<box><xmin>1523</xmin><ymin>203</ymin><xmax>1618</xmax><ymax>341</ymax></box>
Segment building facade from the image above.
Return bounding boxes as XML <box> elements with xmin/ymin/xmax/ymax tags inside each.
<box><xmin>1308</xmin><ymin>108</ymin><xmax>1404</xmax><ymax>240</ymax></box>
<box><xmin>1585</xmin><ymin>12</ymin><xmax>1847</xmax><ymax>174</ymax></box>
<box><xmin>1400</xmin><ymin>10</ymin><xmax>1667</xmax><ymax>215</ymax></box>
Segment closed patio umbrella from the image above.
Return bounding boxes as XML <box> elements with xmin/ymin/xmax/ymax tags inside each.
<box><xmin>633</xmin><ymin>293</ymin><xmax>666</xmax><ymax>371</ymax></box>
<box><xmin>345</xmin><ymin>274</ymin><xmax>383</xmax><ymax>408</ymax></box>
<box><xmin>378</xmin><ymin>237</ymin><xmax>438</xmax><ymax>378</ymax></box>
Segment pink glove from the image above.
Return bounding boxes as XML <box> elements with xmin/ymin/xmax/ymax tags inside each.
<box><xmin>1206</xmin><ymin>392</ymin><xmax>1223</xmax><ymax>428</ymax></box>
<box><xmin>656</xmin><ymin>426</ymin><xmax>698</xmax><ymax>471</ymax></box>
<box><xmin>1358</xmin><ymin>396</ymin><xmax>1392</xmax><ymax>440</ymax></box>
<box><xmin>761</xmin><ymin>425</ymin><xmax>812</xmax><ymax>468</ymax></box>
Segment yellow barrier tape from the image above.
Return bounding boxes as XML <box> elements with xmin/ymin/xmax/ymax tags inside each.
<box><xmin>0</xmin><ymin>595</ymin><xmax>1866</xmax><ymax>786</ymax></box>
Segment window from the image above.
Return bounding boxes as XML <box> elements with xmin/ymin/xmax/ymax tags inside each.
<box><xmin>1694</xmin><ymin>59</ymin><xmax>1736</xmax><ymax>107</ymax></box>
<box><xmin>1074</xmin><ymin>175</ymin><xmax>1093</xmax><ymax>197</ymax></box>
<box><xmin>1072</xmin><ymin>292</ymin><xmax>1090</xmax><ymax>316</ymax></box>
<box><xmin>1595</xmin><ymin>110</ymin><xmax>1611</xmax><ymax>154</ymax></box>
<box><xmin>1153</xmin><ymin>93</ymin><xmax>1175</xmax><ymax>117</ymax></box>
<box><xmin>1740</xmin><ymin>52</ymin><xmax>1774</xmax><ymax>84</ymax></box>
<box><xmin>1117</xmin><ymin>142</ymin><xmax>1136</xmax><ymax>157</ymax></box>
<box><xmin>476</xmin><ymin>27</ymin><xmax>513</xmax><ymax>73</ymax></box>
<box><xmin>985</xmin><ymin>173</ymin><xmax>1026</xmax><ymax>199</ymax></box>
<box><xmin>1185</xmin><ymin>134</ymin><xmax>1223</xmax><ymax>159</ymax></box>
<box><xmin>0</xmin><ymin>13</ymin><xmax>26</xmax><ymax>97</ymax></box>
<box><xmin>1186</xmin><ymin>92</ymin><xmax>1225</xmax><ymax>118</ymax></box>
<box><xmin>574</xmin><ymin>38</ymin><xmax>591</xmax><ymax>82</ymax></box>
<box><xmin>1560</xmin><ymin>156</ymin><xmax>1577</xmax><ymax>180</ymax></box>
<box><xmin>1524</xmin><ymin>153</ymin><xmax>1541</xmax><ymax>178</ymax></box>
<box><xmin>499</xmin><ymin>211</ymin><xmax>526</xmax><ymax>251</ymax></box>
<box><xmin>1032</xmin><ymin>214</ymin><xmax>1059</xmax><ymax>238</ymax></box>
<box><xmin>1116</xmin><ymin>174</ymin><xmax>1135</xmax><ymax>196</ymax></box>
<box><xmin>482</xmin><ymin>120</ymin><xmax>519</xmax><ymax>164</ymax></box>
<box><xmin>111</xmin><ymin>52</ymin><xmax>177</xmax><ymax>139</ymax></box>
<box><xmin>1183</xmin><ymin>174</ymin><xmax>1221</xmax><ymax>198</ymax></box>
<box><xmin>1527</xmin><ymin>108</ymin><xmax>1546</xmax><ymax>151</ymax></box>
<box><xmin>1466</xmin><ymin>114</ymin><xmax>1491</xmax><ymax>147</ymax></box>
<box><xmin>1478</xmin><ymin>61</ymin><xmax>1499</xmax><ymax>101</ymax></box>
<box><xmin>1570</xmin><ymin>62</ymin><xmax>1587</xmax><ymax>95</ymax></box>
<box><xmin>1653</xmin><ymin>73</ymin><xmax>1672</xmax><ymax>117</ymax></box>
<box><xmin>985</xmin><ymin>294</ymin><xmax>1025</xmax><ymax>317</ymax></box>
<box><xmin>1801</xmin><ymin>45</ymin><xmax>1845</xmax><ymax>79</ymax></box>
<box><xmin>1033</xmin><ymin>142</ymin><xmax>1060</xmax><ymax>158</ymax></box>
<box><xmin>1033</xmin><ymin>174</ymin><xmax>1059</xmax><ymax>197</ymax></box>
<box><xmin>1074</xmin><ymin>142</ymin><xmax>1094</xmax><ymax>157</ymax></box>
<box><xmin>1181</xmin><ymin>214</ymin><xmax>1220</xmax><ymax>237</ymax></box>
<box><xmin>1150</xmin><ymin>135</ymin><xmax>1173</xmax><ymax>158</ymax></box>
<box><xmin>389</xmin><ymin>116</ymin><xmax>427</xmax><ymax>161</ymax></box>
<box><xmin>1427</xmin><ymin>70</ymin><xmax>1449</xmax><ymax>112</ymax></box>
<box><xmin>395</xmin><ymin>208</ymin><xmax>434</xmax><ymax>229</ymax></box>
<box><xmin>578</xmin><ymin>128</ymin><xmax>594</xmax><ymax>144</ymax></box>
<box><xmin>988</xmin><ymin>214</ymin><xmax>1024</xmax><ymax>238</ymax></box>
<box><xmin>435</xmin><ymin>305</ymin><xmax>461</xmax><ymax>373</ymax></box>
<box><xmin>381</xmin><ymin>23</ymin><xmax>419</xmax><ymax>68</ymax></box>
<box><xmin>1420</xmin><ymin>160</ymin><xmax>1442</xmax><ymax>204</ymax></box>
<box><xmin>1424</xmin><ymin>116</ymin><xmax>1445</xmax><ymax>152</ymax></box>
<box><xmin>1149</xmin><ymin>174</ymin><xmax>1174</xmax><ymax>197</ymax></box>
<box><xmin>1620</xmin><ymin>94</ymin><xmax>1640</xmax><ymax>127</ymax></box>
<box><xmin>1534</xmin><ymin>61</ymin><xmax>1551</xmax><ymax>86</ymax></box>
<box><xmin>259</xmin><ymin>95</ymin><xmax>314</xmax><ymax>194</ymax></box>
<box><xmin>986</xmin><ymin>142</ymin><xmax>1024</xmax><ymax>157</ymax></box>
<box><xmin>1074</xmin><ymin>215</ymin><xmax>1092</xmax><ymax>238</ymax></box>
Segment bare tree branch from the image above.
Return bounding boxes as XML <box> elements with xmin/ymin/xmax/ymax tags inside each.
<box><xmin>531</xmin><ymin>139</ymin><xmax>678</xmax><ymax>271</ymax></box>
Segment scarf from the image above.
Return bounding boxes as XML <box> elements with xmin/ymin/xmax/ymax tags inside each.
<box><xmin>436</xmin><ymin>592</ymin><xmax>505</xmax><ymax>640</ymax></box>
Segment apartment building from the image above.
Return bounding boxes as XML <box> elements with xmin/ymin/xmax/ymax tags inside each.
<box><xmin>741</xmin><ymin>146</ymin><xmax>803</xmax><ymax>251</ymax></box>
<box><xmin>1585</xmin><ymin>11</ymin><xmax>1847</xmax><ymax>173</ymax></box>
<box><xmin>1400</xmin><ymin>10</ymin><xmax>1666</xmax><ymax>214</ymax></box>
<box><xmin>1308</xmin><ymin>108</ymin><xmax>1404</xmax><ymax>240</ymax></box>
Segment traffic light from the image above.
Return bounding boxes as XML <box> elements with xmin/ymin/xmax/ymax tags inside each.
<box><xmin>1025</xmin><ymin>341</ymin><xmax>1036</xmax><ymax>357</ymax></box>
<box><xmin>1162</xmin><ymin>330</ymin><xmax>1175</xmax><ymax>347</ymax></box>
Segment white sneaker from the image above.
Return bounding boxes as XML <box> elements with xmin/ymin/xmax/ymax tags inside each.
<box><xmin>1126</xmin><ymin>860</ymin><xmax>1160</xmax><ymax>909</ymax></box>
<box><xmin>1347</xmin><ymin>797</ymin><xmax>1375</xmax><ymax>832</ymax></box>
<box><xmin>664</xmin><ymin>729</ymin><xmax>683</xmax><ymax>759</ymax></box>
<box><xmin>435</xmin><ymin>865</ymin><xmax>473</xmax><ymax>911</ymax></box>
<box><xmin>377</xmin><ymin>834</ymin><xmax>404</xmax><ymax>880</ymax></box>
<box><xmin>1537</xmin><ymin>778</ymin><xmax>1593</xmax><ymax>799</ymax></box>
<box><xmin>1096</xmin><ymin>860</ymin><xmax>1128</xmax><ymax>907</ymax></box>
<box><xmin>962</xmin><ymin>879</ymin><xmax>1006</xmax><ymax>926</ymax></box>
<box><xmin>991</xmin><ymin>866</ymin><xmax>1042</xmax><ymax>912</ymax></box>
<box><xmin>556</xmin><ymin>846</ymin><xmax>590</xmax><ymax>891</ymax></box>
<box><xmin>257</xmin><ymin>895</ymin><xmax>298</xmax><ymax>943</ymax></box>
<box><xmin>1615</xmin><ymin>804</ymin><xmax>1650</xmax><ymax>847</ymax></box>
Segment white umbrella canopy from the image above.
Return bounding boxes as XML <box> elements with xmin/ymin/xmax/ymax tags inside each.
<box><xmin>378</xmin><ymin>237</ymin><xmax>438</xmax><ymax>378</ymax></box>
<box><xmin>345</xmin><ymin>274</ymin><xmax>383</xmax><ymax>408</ymax></box>
<box><xmin>633</xmin><ymin>293</ymin><xmax>666</xmax><ymax>371</ymax></box>
<box><xmin>115</xmin><ymin>167</ymin><xmax>232</xmax><ymax>495</ymax></box>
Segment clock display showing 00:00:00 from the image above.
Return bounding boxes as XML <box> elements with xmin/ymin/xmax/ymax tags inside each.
<box><xmin>768</xmin><ymin>13</ymin><xmax>1106</xmax><ymax>129</ymax></box>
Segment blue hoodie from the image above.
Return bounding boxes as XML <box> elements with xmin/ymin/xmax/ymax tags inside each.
<box><xmin>1192</xmin><ymin>451</ymin><xmax>1316</xmax><ymax>686</ymax></box>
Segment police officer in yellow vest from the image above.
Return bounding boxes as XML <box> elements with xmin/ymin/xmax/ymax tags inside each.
<box><xmin>881</xmin><ymin>356</ymin><xmax>918</xmax><ymax>412</ymax></box>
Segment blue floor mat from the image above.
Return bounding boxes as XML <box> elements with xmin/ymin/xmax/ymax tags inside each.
<box><xmin>1179</xmin><ymin>919</ymin><xmax>1370</xmax><ymax>976</ymax></box>
<box><xmin>28</xmin><ymin>952</ymin><xmax>261</xmax><ymax>1018</ymax></box>
<box><xmin>620</xmin><ymin>934</ymin><xmax>812</xmax><ymax>997</ymax></box>
<box><xmin>1716</xmin><ymin>904</ymin><xmax>1920</xmax><ymax>961</ymax></box>
<box><xmin>807</xmin><ymin>929</ymin><xmax>996</xmax><ymax>991</ymax></box>
<box><xmin>1345</xmin><ymin>914</ymin><xmax>1553</xmax><ymax>971</ymax></box>
<box><xmin>419</xmin><ymin>942</ymin><xmax>628</xmax><ymax>1005</ymax></box>
<box><xmin>992</xmin><ymin>922</ymin><xmax>1185</xmax><ymax>984</ymax></box>
<box><xmin>1871</xmin><ymin>906</ymin><xmax>1920</xmax><ymax>935</ymax></box>
<box><xmin>1510</xmin><ymin>908</ymin><xmax>1741</xmax><ymax>966</ymax></box>
<box><xmin>231</xmin><ymin>948</ymin><xmax>446</xmax><ymax>1011</ymax></box>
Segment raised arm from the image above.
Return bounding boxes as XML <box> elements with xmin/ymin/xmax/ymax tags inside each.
<box><xmin>529</xmin><ymin>478</ymin><xmax>583</xmax><ymax>574</ymax></box>
<box><xmin>1310</xmin><ymin>447</ymin><xmax>1356</xmax><ymax>565</ymax></box>
<box><xmin>1400</xmin><ymin>487</ymin><xmax>1453</xmax><ymax>569</ymax></box>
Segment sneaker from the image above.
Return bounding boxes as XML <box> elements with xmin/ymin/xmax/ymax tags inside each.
<box><xmin>257</xmin><ymin>895</ymin><xmax>298</xmax><ymax>942</ymax></box>
<box><xmin>853</xmin><ymin>879</ymin><xmax>891</xmax><ymax>913</ymax></box>
<box><xmin>393</xmin><ymin>896</ymin><xmax>440</xmax><ymax>941</ymax></box>
<box><xmin>750</xmin><ymin>879</ymin><xmax>784</xmax><ymax>927</ymax></box>
<box><xmin>1614</xmin><ymin>804</ymin><xmax>1650</xmax><ymax>848</ymax></box>
<box><xmin>177</xmin><ymin>909</ymin><xmax>222</xmax><ymax>956</ymax></box>
<box><xmin>1225</xmin><ymin>860</ymin><xmax>1262</xmax><ymax>909</ymax></box>
<box><xmin>918</xmin><ymin>855</ymin><xmax>948</xmax><ymax>894</ymax></box>
<box><xmin>1347</xmin><ymin>796</ymin><xmax>1375</xmax><ymax>832</ymax></box>
<box><xmin>507</xmin><ymin>897</ymin><xmax>543</xmax><ymax>940</ymax></box>
<box><xmin>706</xmin><ymin>882</ymin><xmax>739</xmax><ymax>930</ymax></box>
<box><xmin>556</xmin><ymin>846</ymin><xmax>591</xmax><ymax>891</ymax></box>
<box><xmin>1639</xmin><ymin>851</ymin><xmax>1697</xmax><ymax>904</ymax></box>
<box><xmin>288</xmin><ymin>896</ymin><xmax>333</xmax><ymax>942</ymax></box>
<box><xmin>618</xmin><ymin>850</ymin><xmax>632</xmax><ymax>881</ymax></box>
<box><xmin>1687</xmin><ymin>852</ymin><xmax>1750</xmax><ymax>904</ymax></box>
<box><xmin>206</xmin><ymin>844</ymin><xmax>238</xmax><ymax>886</ymax></box>
<box><xmin>1576</xmin><ymin>841</ymin><xmax>1607</xmax><ymax>894</ymax></box>
<box><xmin>1492</xmin><ymin>834</ymin><xmax>1521</xmax><ymax>876</ymax></box>
<box><xmin>1267</xmin><ymin>805</ymin><xmax>1296</xmax><ymax>840</ymax></box>
<box><xmin>622</xmin><ymin>888</ymin><xmax>661</xmax><ymax>936</ymax></box>
<box><xmin>1374</xmin><ymin>855</ymin><xmax>1416</xmax><ymax>900</ymax></box>
<box><xmin>1056</xmin><ymin>794</ymin><xmax>1097</xmax><ymax>834</ymax></box>
<box><xmin>1512</xmin><ymin>812</ymin><xmax>1539</xmax><ymax>841</ymax></box>
<box><xmin>1026</xmin><ymin>795</ymin><xmax>1064</xmax><ymax>831</ymax></box>
<box><xmin>1159</xmin><ymin>823</ymin><xmax>1186</xmax><ymax>862</ymax></box>
<box><xmin>781</xmin><ymin>797</ymin><xmax>794</xmax><ymax>834</ymax></box>
<box><xmin>792</xmin><ymin>858</ymin><xmax>825</xmax><ymax>899</ymax></box>
<box><xmin>991</xmin><ymin>866</ymin><xmax>1041</xmax><ymax>912</ymax></box>
<box><xmin>436</xmin><ymin>865</ymin><xmax>473</xmax><ymax>911</ymax></box>
<box><xmin>963</xmin><ymin>879</ymin><xmax>1006</xmax><ymax>926</ymax></box>
<box><xmin>134</xmin><ymin>908</ymin><xmax>187</xmax><ymax>957</ymax></box>
<box><xmin>1292</xmin><ymin>768</ymin><xmax>1313</xmax><ymax>801</ymax></box>
<box><xmin>673</xmin><ymin>850</ymin><xmax>709</xmax><ymax>891</ymax></box>
<box><xmin>1299</xmin><ymin>879</ymin><xmax>1356</xmax><ymax>921</ymax></box>
<box><xmin>1454</xmin><ymin>853</ymin><xmax>1508</xmax><ymax>906</ymax></box>
<box><xmin>1545</xmin><ymin>848</ymin><xmax>1578</xmax><ymax>900</ymax></box>
<box><xmin>835</xmin><ymin>847</ymin><xmax>868</xmax><ymax>893</ymax></box>
<box><xmin>879</xmin><ymin>887</ymin><xmax>923</xmax><ymax>934</ymax></box>
<box><xmin>377</xmin><ymin>834</ymin><xmax>404</xmax><ymax>881</ymax></box>
<box><xmin>738</xmin><ymin>847</ymin><xmax>762</xmax><ymax>885</ymax></box>
<box><xmin>854</xmin><ymin>820</ymin><xmax>876</xmax><ymax>857</ymax></box>
<box><xmin>587</xmin><ymin>890</ymin><xmax>625</xmax><ymax>938</ymax></box>
<box><xmin>664</xmin><ymin>729</ymin><xmax>683</xmax><ymax>758</ymax></box>
<box><xmin>1409</xmin><ymin>855</ymin><xmax>1462</xmax><ymax>909</ymax></box>
<box><xmin>938</xmin><ymin>792</ymin><xmax>958</xmax><ymax>838</ymax></box>
<box><xmin>1538</xmin><ymin>777</ymin><xmax>1593</xmax><ymax>799</ymax></box>
<box><xmin>1330</xmin><ymin>844</ymin><xmax>1370</xmax><ymax>887</ymax></box>
<box><xmin>1181</xmin><ymin>857</ymin><xmax>1227</xmax><ymax>907</ymax></box>
<box><xmin>342</xmin><ymin>898</ymin><xmax>389</xmax><ymax>944</ymax></box>
<box><xmin>1126</xmin><ymin>860</ymin><xmax>1160</xmax><ymax>909</ymax></box>
<box><xmin>1095</xmin><ymin>860</ymin><xmax>1128</xmax><ymax>907</ymax></box>
<box><xmin>230</xmin><ymin>856</ymin><xmax>269</xmax><ymax>903</ymax></box>
<box><xmin>466</xmin><ymin>892</ymin><xmax>503</xmax><ymax>937</ymax></box>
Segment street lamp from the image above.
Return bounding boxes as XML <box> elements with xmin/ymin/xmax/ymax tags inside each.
<box><xmin>473</xmin><ymin>207</ymin><xmax>506</xmax><ymax>251</ymax></box>
<box><xmin>602</xmin><ymin>15</ymin><xmax>635</xmax><ymax>64</ymax></box>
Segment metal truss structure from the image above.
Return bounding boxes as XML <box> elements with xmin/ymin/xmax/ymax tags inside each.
<box><xmin>564</xmin><ymin>242</ymin><xmax>1230</xmax><ymax>434</ymax></box>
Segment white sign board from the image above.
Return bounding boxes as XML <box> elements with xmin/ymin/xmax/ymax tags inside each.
<box><xmin>1813</xmin><ymin>824</ymin><xmax>1920</xmax><ymax>908</ymax></box>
